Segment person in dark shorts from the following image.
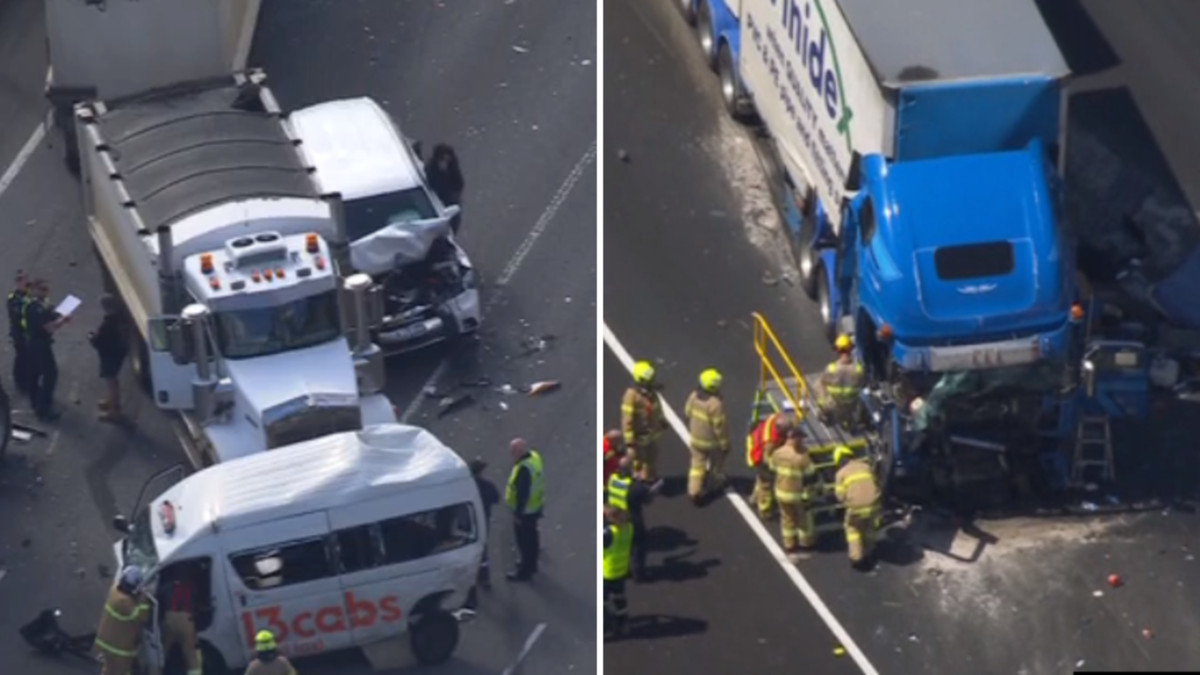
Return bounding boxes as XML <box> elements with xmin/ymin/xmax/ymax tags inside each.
<box><xmin>89</xmin><ymin>295</ymin><xmax>129</xmax><ymax>423</ymax></box>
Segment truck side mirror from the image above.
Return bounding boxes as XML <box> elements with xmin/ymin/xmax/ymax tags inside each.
<box><xmin>844</xmin><ymin>152</ymin><xmax>863</xmax><ymax>192</ymax></box>
<box><xmin>112</xmin><ymin>515</ymin><xmax>130</xmax><ymax>533</ymax></box>
<box><xmin>167</xmin><ymin>320</ymin><xmax>194</xmax><ymax>365</ymax></box>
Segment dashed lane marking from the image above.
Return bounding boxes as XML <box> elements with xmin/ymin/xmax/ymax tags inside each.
<box><xmin>603</xmin><ymin>322</ymin><xmax>881</xmax><ymax>675</ymax></box>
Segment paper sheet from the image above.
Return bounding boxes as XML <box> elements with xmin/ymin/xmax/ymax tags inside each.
<box><xmin>54</xmin><ymin>294</ymin><xmax>81</xmax><ymax>317</ymax></box>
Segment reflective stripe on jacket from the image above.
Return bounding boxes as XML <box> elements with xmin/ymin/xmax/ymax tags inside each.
<box><xmin>505</xmin><ymin>451</ymin><xmax>546</xmax><ymax>515</ymax></box>
<box><xmin>621</xmin><ymin>386</ymin><xmax>663</xmax><ymax>445</ymax></box>
<box><xmin>834</xmin><ymin>459</ymin><xmax>880</xmax><ymax>509</ymax></box>
<box><xmin>603</xmin><ymin>522</ymin><xmax>633</xmax><ymax>581</ymax></box>
<box><xmin>746</xmin><ymin>414</ymin><xmax>784</xmax><ymax>467</ymax></box>
<box><xmin>685</xmin><ymin>390</ymin><xmax>728</xmax><ymax>451</ymax></box>
<box><xmin>822</xmin><ymin>361</ymin><xmax>865</xmax><ymax>401</ymax></box>
<box><xmin>94</xmin><ymin>586</ymin><xmax>150</xmax><ymax>659</ymax></box>
<box><xmin>772</xmin><ymin>441</ymin><xmax>817</xmax><ymax>503</ymax></box>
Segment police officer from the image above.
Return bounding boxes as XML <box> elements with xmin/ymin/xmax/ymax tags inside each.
<box><xmin>94</xmin><ymin>565</ymin><xmax>152</xmax><ymax>675</ymax></box>
<box><xmin>602</xmin><ymin>504</ymin><xmax>634</xmax><ymax>639</ymax></box>
<box><xmin>505</xmin><ymin>438</ymin><xmax>545</xmax><ymax>581</ymax></box>
<box><xmin>684</xmin><ymin>368</ymin><xmax>729</xmax><ymax>503</ymax></box>
<box><xmin>6</xmin><ymin>270</ymin><xmax>31</xmax><ymax>395</ymax></box>
<box><xmin>772</xmin><ymin>427</ymin><xmax>819</xmax><ymax>563</ymax></box>
<box><xmin>24</xmin><ymin>279</ymin><xmax>69</xmax><ymax>421</ymax></box>
<box><xmin>244</xmin><ymin>630</ymin><xmax>298</xmax><ymax>675</ymax></box>
<box><xmin>606</xmin><ymin>454</ymin><xmax>657</xmax><ymax>582</ymax></box>
<box><xmin>819</xmin><ymin>334</ymin><xmax>867</xmax><ymax>428</ymax></box>
<box><xmin>622</xmin><ymin>360</ymin><xmax>668</xmax><ymax>486</ymax></box>
<box><xmin>833</xmin><ymin>445</ymin><xmax>883</xmax><ymax>570</ymax></box>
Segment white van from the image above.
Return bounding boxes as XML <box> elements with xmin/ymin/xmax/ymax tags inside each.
<box><xmin>111</xmin><ymin>424</ymin><xmax>485</xmax><ymax>673</ymax></box>
<box><xmin>288</xmin><ymin>97</ymin><xmax>482</xmax><ymax>355</ymax></box>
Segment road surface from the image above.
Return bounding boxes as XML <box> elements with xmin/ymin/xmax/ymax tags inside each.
<box><xmin>603</xmin><ymin>0</ymin><xmax>1200</xmax><ymax>673</ymax></box>
<box><xmin>0</xmin><ymin>1</ymin><xmax>596</xmax><ymax>673</ymax></box>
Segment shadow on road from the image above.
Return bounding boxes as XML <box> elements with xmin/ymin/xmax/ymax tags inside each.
<box><xmin>1034</xmin><ymin>0</ymin><xmax>1120</xmax><ymax>76</ymax></box>
<box><xmin>618</xmin><ymin>613</ymin><xmax>708</xmax><ymax>642</ymax></box>
<box><xmin>650</xmin><ymin>549</ymin><xmax>719</xmax><ymax>583</ymax></box>
<box><xmin>642</xmin><ymin>524</ymin><xmax>695</xmax><ymax>554</ymax></box>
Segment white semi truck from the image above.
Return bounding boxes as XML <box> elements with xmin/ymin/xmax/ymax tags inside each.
<box><xmin>77</xmin><ymin>69</ymin><xmax>397</xmax><ymax>465</ymax></box>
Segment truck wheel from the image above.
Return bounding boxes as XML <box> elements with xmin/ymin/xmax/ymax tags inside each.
<box><xmin>678</xmin><ymin>0</ymin><xmax>697</xmax><ymax>24</ymax></box>
<box><xmin>695</xmin><ymin>1</ymin><xmax>718</xmax><ymax>70</ymax></box>
<box><xmin>814</xmin><ymin>260</ymin><xmax>837</xmax><ymax>345</ymax></box>
<box><xmin>410</xmin><ymin>610</ymin><xmax>459</xmax><ymax>665</ymax></box>
<box><xmin>796</xmin><ymin>215</ymin><xmax>820</xmax><ymax>299</ymax></box>
<box><xmin>717</xmin><ymin>43</ymin><xmax>743</xmax><ymax>119</ymax></box>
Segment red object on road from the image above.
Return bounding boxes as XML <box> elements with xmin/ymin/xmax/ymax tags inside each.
<box><xmin>1108</xmin><ymin>573</ymin><xmax>1123</xmax><ymax>588</ymax></box>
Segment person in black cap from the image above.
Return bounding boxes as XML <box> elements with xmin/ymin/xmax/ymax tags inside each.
<box><xmin>424</xmin><ymin>143</ymin><xmax>465</xmax><ymax>234</ymax></box>
<box><xmin>469</xmin><ymin>457</ymin><xmax>500</xmax><ymax>588</ymax></box>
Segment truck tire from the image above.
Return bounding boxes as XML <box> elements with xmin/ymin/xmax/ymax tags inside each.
<box><xmin>695</xmin><ymin>1</ymin><xmax>718</xmax><ymax>70</ymax></box>
<box><xmin>677</xmin><ymin>0</ymin><xmax>697</xmax><ymax>24</ymax></box>
<box><xmin>717</xmin><ymin>43</ymin><xmax>743</xmax><ymax>120</ymax></box>
<box><xmin>409</xmin><ymin>610</ymin><xmax>459</xmax><ymax>665</ymax></box>
<box><xmin>796</xmin><ymin>211</ymin><xmax>820</xmax><ymax>299</ymax></box>
<box><xmin>814</xmin><ymin>260</ymin><xmax>837</xmax><ymax>345</ymax></box>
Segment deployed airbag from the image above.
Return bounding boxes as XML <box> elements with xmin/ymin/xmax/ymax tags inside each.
<box><xmin>349</xmin><ymin>216</ymin><xmax>453</xmax><ymax>275</ymax></box>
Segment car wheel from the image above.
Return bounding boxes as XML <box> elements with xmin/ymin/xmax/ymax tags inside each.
<box><xmin>410</xmin><ymin>610</ymin><xmax>460</xmax><ymax>665</ymax></box>
<box><xmin>815</xmin><ymin>260</ymin><xmax>836</xmax><ymax>345</ymax></box>
<box><xmin>696</xmin><ymin>1</ymin><xmax>717</xmax><ymax>70</ymax></box>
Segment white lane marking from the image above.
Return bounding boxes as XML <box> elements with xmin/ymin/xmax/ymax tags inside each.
<box><xmin>603</xmin><ymin>322</ymin><xmax>881</xmax><ymax>675</ymax></box>
<box><xmin>0</xmin><ymin>123</ymin><xmax>45</xmax><ymax>200</ymax></box>
<box><xmin>401</xmin><ymin>143</ymin><xmax>597</xmax><ymax>423</ymax></box>
<box><xmin>500</xmin><ymin>622</ymin><xmax>548</xmax><ymax>675</ymax></box>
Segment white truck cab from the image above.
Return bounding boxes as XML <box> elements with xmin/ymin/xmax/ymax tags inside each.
<box><xmin>111</xmin><ymin>424</ymin><xmax>484</xmax><ymax>672</ymax></box>
<box><xmin>289</xmin><ymin>97</ymin><xmax>482</xmax><ymax>354</ymax></box>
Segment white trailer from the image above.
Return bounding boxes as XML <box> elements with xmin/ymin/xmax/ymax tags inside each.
<box><xmin>78</xmin><ymin>70</ymin><xmax>396</xmax><ymax>465</ymax></box>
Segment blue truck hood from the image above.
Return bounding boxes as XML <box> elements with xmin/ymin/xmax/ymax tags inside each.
<box><xmin>869</xmin><ymin>149</ymin><xmax>1070</xmax><ymax>341</ymax></box>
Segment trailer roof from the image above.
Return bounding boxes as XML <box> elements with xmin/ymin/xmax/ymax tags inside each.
<box><xmin>836</xmin><ymin>0</ymin><xmax>1069</xmax><ymax>85</ymax></box>
<box><xmin>91</xmin><ymin>78</ymin><xmax>319</xmax><ymax>233</ymax></box>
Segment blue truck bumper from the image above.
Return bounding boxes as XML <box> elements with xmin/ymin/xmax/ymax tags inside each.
<box><xmin>890</xmin><ymin>318</ymin><xmax>1074</xmax><ymax>373</ymax></box>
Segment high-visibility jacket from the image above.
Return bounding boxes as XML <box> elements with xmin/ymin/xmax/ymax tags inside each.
<box><xmin>94</xmin><ymin>585</ymin><xmax>151</xmax><ymax>661</ymax></box>
<box><xmin>505</xmin><ymin>451</ymin><xmax>545</xmax><ymax>515</ymax></box>
<box><xmin>772</xmin><ymin>441</ymin><xmax>818</xmax><ymax>503</ymax></box>
<box><xmin>244</xmin><ymin>655</ymin><xmax>298</xmax><ymax>675</ymax></box>
<box><xmin>746</xmin><ymin>413</ymin><xmax>786</xmax><ymax>467</ymax></box>
<box><xmin>684</xmin><ymin>390</ymin><xmax>728</xmax><ymax>452</ymax></box>
<box><xmin>821</xmin><ymin>360</ymin><xmax>865</xmax><ymax>402</ymax></box>
<box><xmin>621</xmin><ymin>386</ymin><xmax>664</xmax><ymax>446</ymax></box>
<box><xmin>607</xmin><ymin>473</ymin><xmax>631</xmax><ymax>512</ymax></box>
<box><xmin>603</xmin><ymin>521</ymin><xmax>634</xmax><ymax>581</ymax></box>
<box><xmin>835</xmin><ymin>459</ymin><xmax>880</xmax><ymax>511</ymax></box>
<box><xmin>603</xmin><ymin>437</ymin><xmax>621</xmax><ymax>484</ymax></box>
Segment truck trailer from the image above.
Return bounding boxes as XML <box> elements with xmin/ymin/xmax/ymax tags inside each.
<box><xmin>77</xmin><ymin>70</ymin><xmax>397</xmax><ymax>465</ymax></box>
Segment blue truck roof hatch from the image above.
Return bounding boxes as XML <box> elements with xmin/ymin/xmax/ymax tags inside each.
<box><xmin>834</xmin><ymin>0</ymin><xmax>1070</xmax><ymax>86</ymax></box>
<box><xmin>873</xmin><ymin>148</ymin><xmax>1065</xmax><ymax>326</ymax></box>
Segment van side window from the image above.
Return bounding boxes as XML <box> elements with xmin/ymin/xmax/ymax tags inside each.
<box><xmin>229</xmin><ymin>537</ymin><xmax>333</xmax><ymax>590</ymax></box>
<box><xmin>379</xmin><ymin>503</ymin><xmax>476</xmax><ymax>565</ymax></box>
<box><xmin>335</xmin><ymin>524</ymin><xmax>381</xmax><ymax>574</ymax></box>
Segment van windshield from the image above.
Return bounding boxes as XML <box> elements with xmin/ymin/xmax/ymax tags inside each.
<box><xmin>344</xmin><ymin>188</ymin><xmax>438</xmax><ymax>241</ymax></box>
<box><xmin>124</xmin><ymin>504</ymin><xmax>161</xmax><ymax>570</ymax></box>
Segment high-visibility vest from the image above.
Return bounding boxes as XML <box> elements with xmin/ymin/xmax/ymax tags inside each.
<box><xmin>607</xmin><ymin>474</ymin><xmax>631</xmax><ymax>512</ymax></box>
<box><xmin>603</xmin><ymin>522</ymin><xmax>633</xmax><ymax>581</ymax></box>
<box><xmin>505</xmin><ymin>451</ymin><xmax>545</xmax><ymax>515</ymax></box>
<box><xmin>746</xmin><ymin>414</ymin><xmax>783</xmax><ymax>467</ymax></box>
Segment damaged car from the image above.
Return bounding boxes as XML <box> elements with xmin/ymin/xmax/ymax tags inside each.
<box><xmin>289</xmin><ymin>97</ymin><xmax>481</xmax><ymax>355</ymax></box>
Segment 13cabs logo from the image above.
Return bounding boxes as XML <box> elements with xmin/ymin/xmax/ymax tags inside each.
<box><xmin>240</xmin><ymin>591</ymin><xmax>404</xmax><ymax>647</ymax></box>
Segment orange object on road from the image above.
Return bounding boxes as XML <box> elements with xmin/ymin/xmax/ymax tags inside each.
<box><xmin>1108</xmin><ymin>573</ymin><xmax>1123</xmax><ymax>588</ymax></box>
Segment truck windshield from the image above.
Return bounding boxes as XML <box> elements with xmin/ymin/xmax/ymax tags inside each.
<box><xmin>123</xmin><ymin>504</ymin><xmax>160</xmax><ymax>570</ymax></box>
<box><xmin>213</xmin><ymin>290</ymin><xmax>342</xmax><ymax>359</ymax></box>
<box><xmin>934</xmin><ymin>241</ymin><xmax>1015</xmax><ymax>281</ymax></box>
<box><xmin>344</xmin><ymin>188</ymin><xmax>438</xmax><ymax>241</ymax></box>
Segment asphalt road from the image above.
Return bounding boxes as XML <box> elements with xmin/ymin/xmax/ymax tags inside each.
<box><xmin>603</xmin><ymin>0</ymin><xmax>1200</xmax><ymax>673</ymax></box>
<box><xmin>0</xmin><ymin>1</ymin><xmax>596</xmax><ymax>674</ymax></box>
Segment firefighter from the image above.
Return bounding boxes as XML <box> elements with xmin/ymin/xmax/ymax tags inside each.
<box><xmin>773</xmin><ymin>426</ymin><xmax>819</xmax><ymax>563</ymax></box>
<box><xmin>746</xmin><ymin>412</ymin><xmax>794</xmax><ymax>519</ymax></box>
<box><xmin>244</xmin><ymin>629</ymin><xmax>298</xmax><ymax>675</ymax></box>
<box><xmin>94</xmin><ymin>565</ymin><xmax>152</xmax><ymax>675</ymax></box>
<box><xmin>157</xmin><ymin>571</ymin><xmax>202</xmax><ymax>675</ymax></box>
<box><xmin>606</xmin><ymin>454</ymin><xmax>657</xmax><ymax>581</ymax></box>
<box><xmin>819</xmin><ymin>334</ymin><xmax>866</xmax><ymax>428</ymax></box>
<box><xmin>6</xmin><ymin>270</ymin><xmax>31</xmax><ymax>395</ymax></box>
<box><xmin>684</xmin><ymin>368</ymin><xmax>729</xmax><ymax>504</ymax></box>
<box><xmin>833</xmin><ymin>445</ymin><xmax>882</xmax><ymax>569</ymax></box>
<box><xmin>603</xmin><ymin>429</ymin><xmax>625</xmax><ymax>488</ymax></box>
<box><xmin>602</xmin><ymin>504</ymin><xmax>634</xmax><ymax>639</ymax></box>
<box><xmin>622</xmin><ymin>360</ymin><xmax>667</xmax><ymax>486</ymax></box>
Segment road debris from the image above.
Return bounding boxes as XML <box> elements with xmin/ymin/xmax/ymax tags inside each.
<box><xmin>437</xmin><ymin>394</ymin><xmax>476</xmax><ymax>418</ymax></box>
<box><xmin>528</xmin><ymin>381</ymin><xmax>561</xmax><ymax>396</ymax></box>
<box><xmin>511</xmin><ymin>44</ymin><xmax>529</xmax><ymax>54</ymax></box>
<box><xmin>496</xmin><ymin>384</ymin><xmax>518</xmax><ymax>395</ymax></box>
<box><xmin>1142</xmin><ymin>628</ymin><xmax>1154</xmax><ymax>640</ymax></box>
<box><xmin>1092</xmin><ymin>590</ymin><xmax>1104</xmax><ymax>597</ymax></box>
<box><xmin>97</xmin><ymin>563</ymin><xmax>111</xmax><ymax>579</ymax></box>
<box><xmin>520</xmin><ymin>334</ymin><xmax>556</xmax><ymax>356</ymax></box>
<box><xmin>907</xmin><ymin>634</ymin><xmax>919</xmax><ymax>643</ymax></box>
<box><xmin>617</xmin><ymin>149</ymin><xmax>630</xmax><ymax>163</ymax></box>
<box><xmin>762</xmin><ymin>271</ymin><xmax>778</xmax><ymax>286</ymax></box>
<box><xmin>499</xmin><ymin>401</ymin><xmax>509</xmax><ymax>411</ymax></box>
<box><xmin>833</xmin><ymin>646</ymin><xmax>846</xmax><ymax>656</ymax></box>
<box><xmin>1108</xmin><ymin>573</ymin><xmax>1123</xmax><ymax>588</ymax></box>
<box><xmin>0</xmin><ymin>568</ymin><xmax>6</xmax><ymax>582</ymax></box>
